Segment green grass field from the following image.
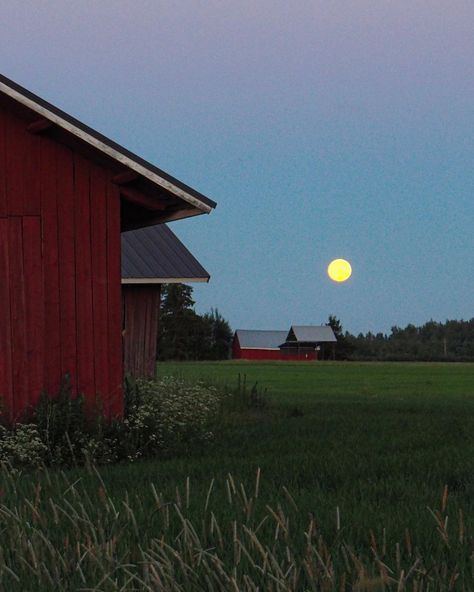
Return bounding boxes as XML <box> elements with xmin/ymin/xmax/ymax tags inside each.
<box><xmin>155</xmin><ymin>361</ymin><xmax>474</xmax><ymax>538</ymax></box>
<box><xmin>3</xmin><ymin>361</ymin><xmax>474</xmax><ymax>590</ymax></box>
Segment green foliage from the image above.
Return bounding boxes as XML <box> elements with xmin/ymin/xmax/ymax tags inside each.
<box><xmin>327</xmin><ymin>314</ymin><xmax>355</xmax><ymax>359</ymax></box>
<box><xmin>0</xmin><ymin>376</ymin><xmax>224</xmax><ymax>469</ymax></box>
<box><xmin>202</xmin><ymin>307</ymin><xmax>233</xmax><ymax>360</ymax></box>
<box><xmin>122</xmin><ymin>376</ymin><xmax>222</xmax><ymax>460</ymax></box>
<box><xmin>226</xmin><ymin>372</ymin><xmax>269</xmax><ymax>411</ymax></box>
<box><xmin>0</xmin><ymin>423</ymin><xmax>47</xmax><ymax>469</ymax></box>
<box><xmin>348</xmin><ymin>318</ymin><xmax>474</xmax><ymax>361</ymax></box>
<box><xmin>158</xmin><ymin>284</ymin><xmax>232</xmax><ymax>360</ymax></box>
<box><xmin>34</xmin><ymin>377</ymin><xmax>90</xmax><ymax>466</ymax></box>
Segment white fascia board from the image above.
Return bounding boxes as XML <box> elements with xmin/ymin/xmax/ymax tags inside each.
<box><xmin>240</xmin><ymin>347</ymin><xmax>281</xmax><ymax>351</ymax></box>
<box><xmin>0</xmin><ymin>81</ymin><xmax>212</xmax><ymax>213</ymax></box>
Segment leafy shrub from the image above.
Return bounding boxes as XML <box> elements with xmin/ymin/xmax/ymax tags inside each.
<box><xmin>0</xmin><ymin>423</ymin><xmax>47</xmax><ymax>468</ymax></box>
<box><xmin>122</xmin><ymin>376</ymin><xmax>222</xmax><ymax>460</ymax></box>
<box><xmin>34</xmin><ymin>377</ymin><xmax>89</xmax><ymax>466</ymax></box>
<box><xmin>0</xmin><ymin>376</ymin><xmax>223</xmax><ymax>470</ymax></box>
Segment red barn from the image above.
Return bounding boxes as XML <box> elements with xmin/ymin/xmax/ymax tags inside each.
<box><xmin>232</xmin><ymin>330</ymin><xmax>288</xmax><ymax>360</ymax></box>
<box><xmin>233</xmin><ymin>326</ymin><xmax>337</xmax><ymax>361</ymax></box>
<box><xmin>0</xmin><ymin>74</ymin><xmax>215</xmax><ymax>421</ymax></box>
<box><xmin>121</xmin><ymin>224</ymin><xmax>210</xmax><ymax>377</ymax></box>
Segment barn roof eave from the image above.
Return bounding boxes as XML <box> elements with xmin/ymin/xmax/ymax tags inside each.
<box><xmin>121</xmin><ymin>277</ymin><xmax>209</xmax><ymax>284</ymax></box>
<box><xmin>0</xmin><ymin>73</ymin><xmax>216</xmax><ymax>215</ymax></box>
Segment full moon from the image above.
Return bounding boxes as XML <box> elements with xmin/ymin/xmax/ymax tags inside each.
<box><xmin>327</xmin><ymin>259</ymin><xmax>352</xmax><ymax>282</ymax></box>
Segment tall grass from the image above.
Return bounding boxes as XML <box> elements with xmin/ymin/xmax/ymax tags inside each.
<box><xmin>3</xmin><ymin>362</ymin><xmax>474</xmax><ymax>590</ymax></box>
<box><xmin>1</xmin><ymin>465</ymin><xmax>473</xmax><ymax>591</ymax></box>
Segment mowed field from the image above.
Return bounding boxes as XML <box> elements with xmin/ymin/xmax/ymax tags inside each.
<box><xmin>4</xmin><ymin>361</ymin><xmax>474</xmax><ymax>589</ymax></box>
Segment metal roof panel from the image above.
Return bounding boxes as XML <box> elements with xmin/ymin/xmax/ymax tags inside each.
<box><xmin>121</xmin><ymin>224</ymin><xmax>210</xmax><ymax>283</ymax></box>
<box><xmin>235</xmin><ymin>330</ymin><xmax>288</xmax><ymax>349</ymax></box>
<box><xmin>288</xmin><ymin>326</ymin><xmax>337</xmax><ymax>343</ymax></box>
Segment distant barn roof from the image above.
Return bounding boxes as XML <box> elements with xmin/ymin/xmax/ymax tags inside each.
<box><xmin>235</xmin><ymin>330</ymin><xmax>288</xmax><ymax>350</ymax></box>
<box><xmin>122</xmin><ymin>224</ymin><xmax>209</xmax><ymax>284</ymax></box>
<box><xmin>287</xmin><ymin>325</ymin><xmax>337</xmax><ymax>343</ymax></box>
<box><xmin>0</xmin><ymin>73</ymin><xmax>216</xmax><ymax>227</ymax></box>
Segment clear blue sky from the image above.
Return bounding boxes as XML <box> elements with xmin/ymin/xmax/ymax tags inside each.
<box><xmin>2</xmin><ymin>1</ymin><xmax>473</xmax><ymax>335</ymax></box>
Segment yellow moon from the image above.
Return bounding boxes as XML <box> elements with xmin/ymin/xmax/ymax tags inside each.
<box><xmin>327</xmin><ymin>259</ymin><xmax>352</xmax><ymax>282</ymax></box>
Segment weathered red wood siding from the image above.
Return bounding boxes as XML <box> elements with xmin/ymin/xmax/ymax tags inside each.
<box><xmin>0</xmin><ymin>104</ymin><xmax>123</xmax><ymax>421</ymax></box>
<box><xmin>122</xmin><ymin>285</ymin><xmax>161</xmax><ymax>378</ymax></box>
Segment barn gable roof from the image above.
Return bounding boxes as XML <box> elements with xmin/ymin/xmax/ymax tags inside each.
<box><xmin>0</xmin><ymin>73</ymin><xmax>216</xmax><ymax>227</ymax></box>
<box><xmin>235</xmin><ymin>330</ymin><xmax>288</xmax><ymax>350</ymax></box>
<box><xmin>121</xmin><ymin>224</ymin><xmax>209</xmax><ymax>284</ymax></box>
<box><xmin>287</xmin><ymin>325</ymin><xmax>337</xmax><ymax>343</ymax></box>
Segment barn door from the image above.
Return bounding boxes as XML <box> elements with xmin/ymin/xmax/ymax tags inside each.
<box><xmin>0</xmin><ymin>216</ymin><xmax>43</xmax><ymax>420</ymax></box>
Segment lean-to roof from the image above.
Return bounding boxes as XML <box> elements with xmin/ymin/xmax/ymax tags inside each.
<box><xmin>121</xmin><ymin>224</ymin><xmax>209</xmax><ymax>284</ymax></box>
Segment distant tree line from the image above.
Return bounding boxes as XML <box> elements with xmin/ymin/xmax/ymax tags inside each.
<box><xmin>158</xmin><ymin>284</ymin><xmax>233</xmax><ymax>361</ymax></box>
<box><xmin>158</xmin><ymin>285</ymin><xmax>474</xmax><ymax>362</ymax></box>
<box><xmin>330</xmin><ymin>317</ymin><xmax>474</xmax><ymax>362</ymax></box>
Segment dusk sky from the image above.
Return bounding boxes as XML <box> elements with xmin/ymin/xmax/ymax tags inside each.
<box><xmin>1</xmin><ymin>1</ymin><xmax>473</xmax><ymax>335</ymax></box>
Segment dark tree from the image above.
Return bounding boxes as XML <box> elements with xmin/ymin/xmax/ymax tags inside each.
<box><xmin>326</xmin><ymin>315</ymin><xmax>355</xmax><ymax>360</ymax></box>
<box><xmin>346</xmin><ymin>318</ymin><xmax>474</xmax><ymax>361</ymax></box>
<box><xmin>202</xmin><ymin>308</ymin><xmax>233</xmax><ymax>359</ymax></box>
<box><xmin>158</xmin><ymin>284</ymin><xmax>232</xmax><ymax>360</ymax></box>
<box><xmin>158</xmin><ymin>284</ymin><xmax>200</xmax><ymax>360</ymax></box>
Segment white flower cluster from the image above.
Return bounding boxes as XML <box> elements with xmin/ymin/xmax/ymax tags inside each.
<box><xmin>0</xmin><ymin>423</ymin><xmax>47</xmax><ymax>468</ymax></box>
<box><xmin>0</xmin><ymin>377</ymin><xmax>223</xmax><ymax>469</ymax></box>
<box><xmin>124</xmin><ymin>376</ymin><xmax>222</xmax><ymax>458</ymax></box>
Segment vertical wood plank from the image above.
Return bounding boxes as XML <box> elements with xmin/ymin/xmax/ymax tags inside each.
<box><xmin>8</xmin><ymin>217</ymin><xmax>27</xmax><ymax>419</ymax></box>
<box><xmin>4</xmin><ymin>115</ymin><xmax>25</xmax><ymax>215</ymax></box>
<box><xmin>106</xmin><ymin>181</ymin><xmax>123</xmax><ymax>416</ymax></box>
<box><xmin>0</xmin><ymin>218</ymin><xmax>13</xmax><ymax>416</ymax></box>
<box><xmin>22</xmin><ymin>216</ymin><xmax>44</xmax><ymax>409</ymax></box>
<box><xmin>122</xmin><ymin>285</ymin><xmax>160</xmax><ymax>379</ymax></box>
<box><xmin>0</xmin><ymin>110</ymin><xmax>6</xmax><ymax>216</ymax></box>
<box><xmin>40</xmin><ymin>136</ymin><xmax>61</xmax><ymax>397</ymax></box>
<box><xmin>147</xmin><ymin>287</ymin><xmax>160</xmax><ymax>377</ymax></box>
<box><xmin>56</xmin><ymin>144</ymin><xmax>77</xmax><ymax>392</ymax></box>
<box><xmin>3</xmin><ymin>113</ymin><xmax>40</xmax><ymax>216</ymax></box>
<box><xmin>24</xmin><ymin>122</ymin><xmax>41</xmax><ymax>215</ymax></box>
<box><xmin>90</xmin><ymin>165</ymin><xmax>109</xmax><ymax>411</ymax></box>
<box><xmin>74</xmin><ymin>154</ymin><xmax>95</xmax><ymax>407</ymax></box>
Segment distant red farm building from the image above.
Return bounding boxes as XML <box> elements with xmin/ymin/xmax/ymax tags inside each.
<box><xmin>233</xmin><ymin>330</ymin><xmax>288</xmax><ymax>360</ymax></box>
<box><xmin>0</xmin><ymin>74</ymin><xmax>215</xmax><ymax>421</ymax></box>
<box><xmin>280</xmin><ymin>325</ymin><xmax>337</xmax><ymax>360</ymax></box>
<box><xmin>121</xmin><ymin>224</ymin><xmax>209</xmax><ymax>378</ymax></box>
<box><xmin>233</xmin><ymin>325</ymin><xmax>337</xmax><ymax>361</ymax></box>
